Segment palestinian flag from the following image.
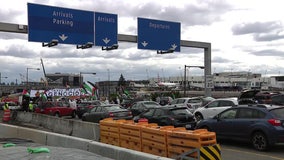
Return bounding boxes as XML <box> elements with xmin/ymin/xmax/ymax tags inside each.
<box><xmin>22</xmin><ymin>89</ymin><xmax>30</xmax><ymax>97</ymax></box>
<box><xmin>40</xmin><ymin>91</ymin><xmax>47</xmax><ymax>101</ymax></box>
<box><xmin>82</xmin><ymin>81</ymin><xmax>99</xmax><ymax>100</ymax></box>
<box><xmin>82</xmin><ymin>81</ymin><xmax>93</xmax><ymax>95</ymax></box>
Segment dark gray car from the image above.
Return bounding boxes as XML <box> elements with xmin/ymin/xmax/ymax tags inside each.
<box><xmin>82</xmin><ymin>104</ymin><xmax>133</xmax><ymax>123</ymax></box>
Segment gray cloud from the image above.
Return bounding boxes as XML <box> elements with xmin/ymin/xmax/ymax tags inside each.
<box><xmin>250</xmin><ymin>49</ymin><xmax>284</xmax><ymax>57</ymax></box>
<box><xmin>253</xmin><ymin>33</ymin><xmax>284</xmax><ymax>41</ymax></box>
<box><xmin>212</xmin><ymin>56</ymin><xmax>230</xmax><ymax>63</ymax></box>
<box><xmin>232</xmin><ymin>21</ymin><xmax>282</xmax><ymax>35</ymax></box>
<box><xmin>232</xmin><ymin>21</ymin><xmax>284</xmax><ymax>42</ymax></box>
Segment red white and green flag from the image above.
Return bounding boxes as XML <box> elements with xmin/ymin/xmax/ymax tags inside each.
<box><xmin>40</xmin><ymin>91</ymin><xmax>47</xmax><ymax>101</ymax></box>
<box><xmin>22</xmin><ymin>89</ymin><xmax>30</xmax><ymax>97</ymax></box>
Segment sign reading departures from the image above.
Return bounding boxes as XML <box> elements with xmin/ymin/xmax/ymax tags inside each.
<box><xmin>137</xmin><ymin>17</ymin><xmax>181</xmax><ymax>52</ymax></box>
<box><xmin>27</xmin><ymin>3</ymin><xmax>181</xmax><ymax>52</ymax></box>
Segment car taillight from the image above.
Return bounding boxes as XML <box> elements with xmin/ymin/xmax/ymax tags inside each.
<box><xmin>268</xmin><ymin>119</ymin><xmax>281</xmax><ymax>126</ymax></box>
<box><xmin>109</xmin><ymin>112</ymin><xmax>114</xmax><ymax>117</ymax></box>
<box><xmin>187</xmin><ymin>104</ymin><xmax>193</xmax><ymax>108</ymax></box>
<box><xmin>88</xmin><ymin>106</ymin><xmax>94</xmax><ymax>109</ymax></box>
<box><xmin>128</xmin><ymin>111</ymin><xmax>132</xmax><ymax>116</ymax></box>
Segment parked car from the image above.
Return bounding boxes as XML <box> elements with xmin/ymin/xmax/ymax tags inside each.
<box><xmin>34</xmin><ymin>101</ymin><xmax>76</xmax><ymax>118</ymax></box>
<box><xmin>133</xmin><ymin>106</ymin><xmax>196</xmax><ymax>130</ymax></box>
<box><xmin>195</xmin><ymin>105</ymin><xmax>284</xmax><ymax>151</ymax></box>
<box><xmin>158</xmin><ymin>96</ymin><xmax>173</xmax><ymax>106</ymax></box>
<box><xmin>129</xmin><ymin>101</ymin><xmax>161</xmax><ymax>116</ymax></box>
<box><xmin>193</xmin><ymin>97</ymin><xmax>238</xmax><ymax>121</ymax></box>
<box><xmin>82</xmin><ymin>104</ymin><xmax>133</xmax><ymax>123</ymax></box>
<box><xmin>270</xmin><ymin>94</ymin><xmax>284</xmax><ymax>105</ymax></box>
<box><xmin>76</xmin><ymin>100</ymin><xmax>105</xmax><ymax>119</ymax></box>
<box><xmin>238</xmin><ymin>89</ymin><xmax>280</xmax><ymax>105</ymax></box>
<box><xmin>167</xmin><ymin>96</ymin><xmax>215</xmax><ymax>113</ymax></box>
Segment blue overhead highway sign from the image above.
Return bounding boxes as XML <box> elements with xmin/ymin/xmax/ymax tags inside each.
<box><xmin>138</xmin><ymin>18</ymin><xmax>180</xmax><ymax>52</ymax></box>
<box><xmin>27</xmin><ymin>3</ymin><xmax>94</xmax><ymax>45</ymax></box>
<box><xmin>94</xmin><ymin>12</ymin><xmax>117</xmax><ymax>47</ymax></box>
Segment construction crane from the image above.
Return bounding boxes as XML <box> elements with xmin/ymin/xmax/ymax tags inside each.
<box><xmin>40</xmin><ymin>58</ymin><xmax>48</xmax><ymax>86</ymax></box>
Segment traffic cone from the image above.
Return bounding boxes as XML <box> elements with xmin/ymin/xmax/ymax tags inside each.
<box><xmin>2</xmin><ymin>109</ymin><xmax>11</xmax><ymax>122</ymax></box>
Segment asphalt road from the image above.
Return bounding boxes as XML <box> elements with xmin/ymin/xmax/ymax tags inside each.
<box><xmin>220</xmin><ymin>140</ymin><xmax>284</xmax><ymax>160</ymax></box>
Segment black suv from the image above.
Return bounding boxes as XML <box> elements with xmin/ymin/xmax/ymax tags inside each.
<box><xmin>133</xmin><ymin>106</ymin><xmax>196</xmax><ymax>130</ymax></box>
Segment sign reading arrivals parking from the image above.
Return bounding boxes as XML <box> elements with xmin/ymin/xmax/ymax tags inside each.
<box><xmin>27</xmin><ymin>3</ymin><xmax>94</xmax><ymax>45</ymax></box>
<box><xmin>138</xmin><ymin>18</ymin><xmax>180</xmax><ymax>52</ymax></box>
<box><xmin>94</xmin><ymin>12</ymin><xmax>117</xmax><ymax>47</ymax></box>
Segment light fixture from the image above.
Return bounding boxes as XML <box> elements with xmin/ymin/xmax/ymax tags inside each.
<box><xmin>102</xmin><ymin>44</ymin><xmax>119</xmax><ymax>51</ymax></box>
<box><xmin>157</xmin><ymin>48</ymin><xmax>175</xmax><ymax>54</ymax></box>
<box><xmin>42</xmin><ymin>39</ymin><xmax>59</xmax><ymax>47</ymax></box>
<box><xmin>76</xmin><ymin>42</ymin><xmax>94</xmax><ymax>49</ymax></box>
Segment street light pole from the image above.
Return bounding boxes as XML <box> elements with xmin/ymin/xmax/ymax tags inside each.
<box><xmin>79</xmin><ymin>72</ymin><xmax>96</xmax><ymax>86</ymax></box>
<box><xmin>183</xmin><ymin>65</ymin><xmax>205</xmax><ymax>97</ymax></box>
<box><xmin>107</xmin><ymin>69</ymin><xmax>110</xmax><ymax>98</ymax></box>
<box><xmin>0</xmin><ymin>72</ymin><xmax>8</xmax><ymax>85</ymax></box>
<box><xmin>26</xmin><ymin>67</ymin><xmax>40</xmax><ymax>88</ymax></box>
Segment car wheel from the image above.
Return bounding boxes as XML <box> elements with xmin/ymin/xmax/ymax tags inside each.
<box><xmin>195</xmin><ymin>113</ymin><xmax>203</xmax><ymax>121</ymax></box>
<box><xmin>199</xmin><ymin>125</ymin><xmax>211</xmax><ymax>132</ymax></box>
<box><xmin>54</xmin><ymin>112</ymin><xmax>60</xmax><ymax>117</ymax></box>
<box><xmin>71</xmin><ymin>111</ymin><xmax>76</xmax><ymax>118</ymax></box>
<box><xmin>251</xmin><ymin>132</ymin><xmax>269</xmax><ymax>151</ymax></box>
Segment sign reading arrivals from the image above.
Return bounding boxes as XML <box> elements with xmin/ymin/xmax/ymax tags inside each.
<box><xmin>27</xmin><ymin>3</ymin><xmax>94</xmax><ymax>45</ymax></box>
<box><xmin>94</xmin><ymin>12</ymin><xmax>118</xmax><ymax>47</ymax></box>
<box><xmin>138</xmin><ymin>17</ymin><xmax>181</xmax><ymax>52</ymax></box>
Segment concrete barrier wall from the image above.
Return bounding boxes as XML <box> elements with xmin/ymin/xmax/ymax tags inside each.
<box><xmin>15</xmin><ymin>112</ymin><xmax>99</xmax><ymax>140</ymax></box>
<box><xmin>0</xmin><ymin>123</ymin><xmax>172</xmax><ymax>160</ymax></box>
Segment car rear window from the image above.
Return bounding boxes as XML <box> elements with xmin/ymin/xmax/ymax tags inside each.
<box><xmin>106</xmin><ymin>105</ymin><xmax>122</xmax><ymax>111</ymax></box>
<box><xmin>144</xmin><ymin>102</ymin><xmax>159</xmax><ymax>107</ymax></box>
<box><xmin>170</xmin><ymin>108</ymin><xmax>191</xmax><ymax>115</ymax></box>
<box><xmin>270</xmin><ymin>108</ymin><xmax>284</xmax><ymax>119</ymax></box>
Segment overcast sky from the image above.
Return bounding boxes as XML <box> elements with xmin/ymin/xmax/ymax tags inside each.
<box><xmin>1</xmin><ymin>0</ymin><xmax>284</xmax><ymax>84</ymax></box>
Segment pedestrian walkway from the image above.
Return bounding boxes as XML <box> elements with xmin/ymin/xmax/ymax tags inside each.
<box><xmin>0</xmin><ymin>138</ymin><xmax>114</xmax><ymax>160</ymax></box>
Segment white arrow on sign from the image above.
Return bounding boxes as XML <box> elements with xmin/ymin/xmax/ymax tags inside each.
<box><xmin>171</xmin><ymin>44</ymin><xmax>177</xmax><ymax>50</ymax></box>
<box><xmin>59</xmin><ymin>34</ymin><xmax>68</xmax><ymax>41</ymax></box>
<box><xmin>103</xmin><ymin>37</ymin><xmax>110</xmax><ymax>44</ymax></box>
<box><xmin>141</xmin><ymin>41</ymin><xmax>148</xmax><ymax>47</ymax></box>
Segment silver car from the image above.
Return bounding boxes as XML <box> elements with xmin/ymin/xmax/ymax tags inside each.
<box><xmin>193</xmin><ymin>97</ymin><xmax>238</xmax><ymax>121</ymax></box>
<box><xmin>167</xmin><ymin>97</ymin><xmax>215</xmax><ymax>113</ymax></box>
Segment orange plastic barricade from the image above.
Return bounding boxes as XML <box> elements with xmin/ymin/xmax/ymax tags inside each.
<box><xmin>141</xmin><ymin>126</ymin><xmax>173</xmax><ymax>157</ymax></box>
<box><xmin>2</xmin><ymin>109</ymin><xmax>11</xmax><ymax>122</ymax></box>
<box><xmin>166</xmin><ymin>129</ymin><xmax>217</xmax><ymax>159</ymax></box>
<box><xmin>99</xmin><ymin>118</ymin><xmax>133</xmax><ymax>146</ymax></box>
<box><xmin>119</xmin><ymin>121</ymin><xmax>158</xmax><ymax>151</ymax></box>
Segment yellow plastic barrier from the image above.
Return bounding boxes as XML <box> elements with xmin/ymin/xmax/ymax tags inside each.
<box><xmin>166</xmin><ymin>129</ymin><xmax>217</xmax><ymax>159</ymax></box>
<box><xmin>141</xmin><ymin>126</ymin><xmax>172</xmax><ymax>157</ymax></box>
<box><xmin>119</xmin><ymin>121</ymin><xmax>158</xmax><ymax>151</ymax></box>
<box><xmin>100</xmin><ymin>119</ymin><xmax>220</xmax><ymax>159</ymax></box>
<box><xmin>100</xmin><ymin>118</ymin><xmax>133</xmax><ymax>146</ymax></box>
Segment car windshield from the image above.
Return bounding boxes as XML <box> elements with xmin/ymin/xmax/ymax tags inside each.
<box><xmin>270</xmin><ymin>108</ymin><xmax>284</xmax><ymax>119</ymax></box>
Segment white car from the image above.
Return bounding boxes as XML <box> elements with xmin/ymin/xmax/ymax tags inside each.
<box><xmin>167</xmin><ymin>97</ymin><xmax>215</xmax><ymax>113</ymax></box>
<box><xmin>193</xmin><ymin>97</ymin><xmax>238</xmax><ymax>121</ymax></box>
